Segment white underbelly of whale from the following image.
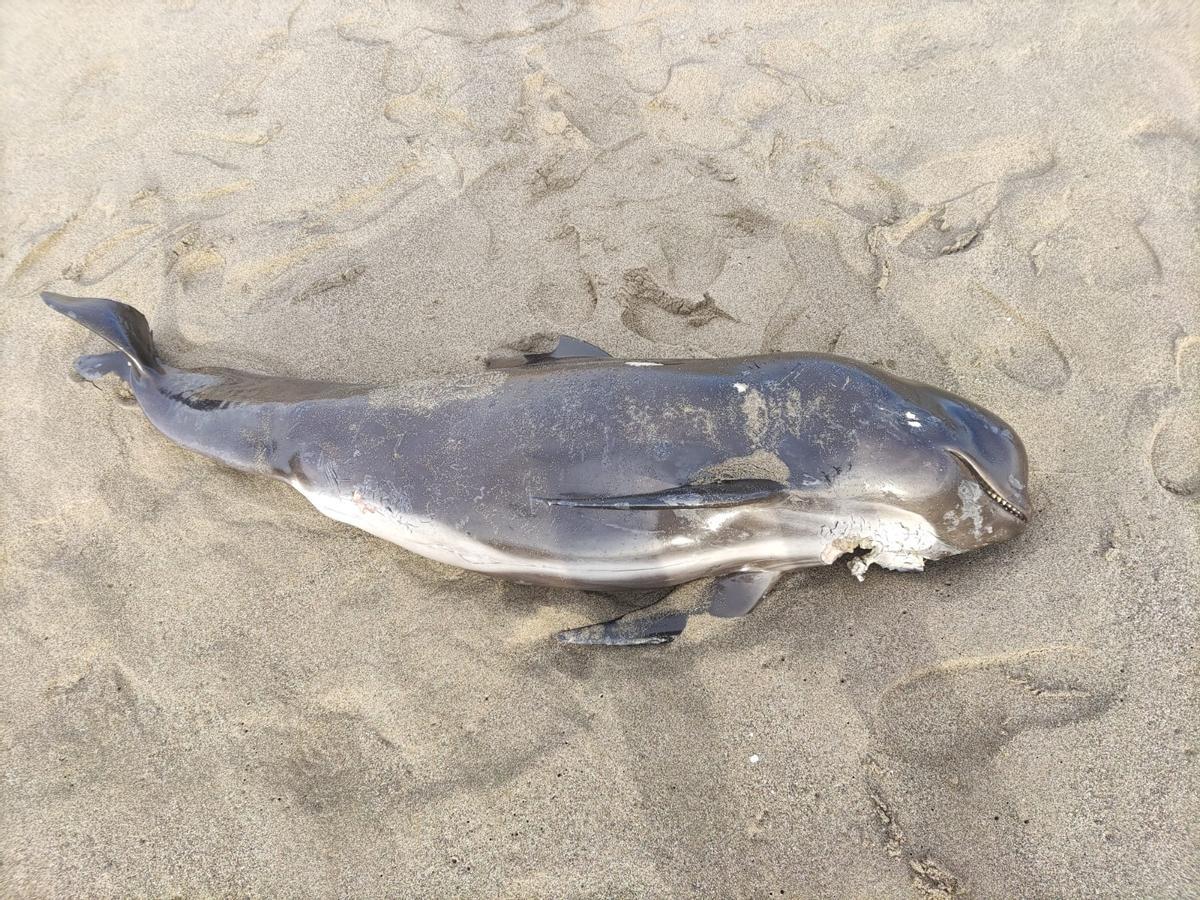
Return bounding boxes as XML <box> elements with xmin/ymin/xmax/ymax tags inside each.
<box><xmin>293</xmin><ymin>481</ymin><xmax>954</xmax><ymax>590</ymax></box>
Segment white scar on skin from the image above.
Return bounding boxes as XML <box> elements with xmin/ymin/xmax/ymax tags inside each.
<box><xmin>942</xmin><ymin>480</ymin><xmax>985</xmax><ymax>539</ymax></box>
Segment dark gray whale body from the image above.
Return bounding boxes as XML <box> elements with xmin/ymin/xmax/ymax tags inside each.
<box><xmin>43</xmin><ymin>292</ymin><xmax>1031</xmax><ymax>645</ymax></box>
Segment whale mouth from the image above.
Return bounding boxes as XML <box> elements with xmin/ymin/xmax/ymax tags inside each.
<box><xmin>978</xmin><ymin>481</ymin><xmax>1028</xmax><ymax>522</ymax></box>
<box><xmin>946</xmin><ymin>448</ymin><xmax>1029</xmax><ymax>523</ymax></box>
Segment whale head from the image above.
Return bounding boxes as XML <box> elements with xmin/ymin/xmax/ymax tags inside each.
<box><xmin>858</xmin><ymin>372</ymin><xmax>1031</xmax><ymax>554</ymax></box>
<box><xmin>929</xmin><ymin>392</ymin><xmax>1031</xmax><ymax>550</ymax></box>
<box><xmin>784</xmin><ymin>361</ymin><xmax>1032</xmax><ymax>568</ymax></box>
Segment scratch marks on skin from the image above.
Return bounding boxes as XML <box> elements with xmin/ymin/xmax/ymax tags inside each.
<box><xmin>740</xmin><ymin>386</ymin><xmax>769</xmax><ymax>446</ymax></box>
<box><xmin>621</xmin><ymin>396</ymin><xmax>721</xmax><ymax>445</ymax></box>
<box><xmin>367</xmin><ymin>372</ymin><xmax>508</xmax><ymax>412</ymax></box>
<box><xmin>601</xmin><ymin>521</ymin><xmax>665</xmax><ymax>537</ymax></box>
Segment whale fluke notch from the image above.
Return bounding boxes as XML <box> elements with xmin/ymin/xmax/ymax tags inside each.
<box><xmin>538</xmin><ymin>478</ymin><xmax>788</xmax><ymax>510</ymax></box>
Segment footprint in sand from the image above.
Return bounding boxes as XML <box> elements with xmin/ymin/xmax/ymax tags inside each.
<box><xmin>618</xmin><ymin>266</ymin><xmax>735</xmax><ymax>342</ymax></box>
<box><xmin>1151</xmin><ymin>335</ymin><xmax>1200</xmax><ymax>498</ymax></box>
<box><xmin>214</xmin><ymin>32</ymin><xmax>290</xmax><ymax>117</ymax></box>
<box><xmin>946</xmin><ymin>285</ymin><xmax>1072</xmax><ymax>394</ymax></box>
<box><xmin>751</xmin><ymin>38</ymin><xmax>860</xmax><ymax>107</ymax></box>
<box><xmin>645</xmin><ymin>63</ymin><xmax>789</xmax><ymax>152</ymax></box>
<box><xmin>768</xmin><ymin>137</ymin><xmax>908</xmax><ymax>227</ymax></box>
<box><xmin>63</xmin><ymin>222</ymin><xmax>164</xmax><ymax>286</ymax></box>
<box><xmin>874</xmin><ymin>646</ymin><xmax>1123</xmax><ymax>771</ymax></box>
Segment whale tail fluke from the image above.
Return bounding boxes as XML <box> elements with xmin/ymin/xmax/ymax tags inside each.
<box><xmin>42</xmin><ymin>292</ymin><xmax>162</xmax><ymax>376</ymax></box>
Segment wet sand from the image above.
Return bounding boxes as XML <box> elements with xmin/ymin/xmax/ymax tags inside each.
<box><xmin>2</xmin><ymin>1</ymin><xmax>1197</xmax><ymax>896</ymax></box>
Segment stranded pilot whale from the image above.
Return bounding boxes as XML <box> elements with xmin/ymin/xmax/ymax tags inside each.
<box><xmin>43</xmin><ymin>292</ymin><xmax>1031</xmax><ymax>646</ymax></box>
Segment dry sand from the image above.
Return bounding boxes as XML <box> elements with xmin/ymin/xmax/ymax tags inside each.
<box><xmin>2</xmin><ymin>1</ymin><xmax>1198</xmax><ymax>896</ymax></box>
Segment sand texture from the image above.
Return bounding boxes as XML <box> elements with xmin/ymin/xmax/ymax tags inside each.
<box><xmin>2</xmin><ymin>0</ymin><xmax>1198</xmax><ymax>896</ymax></box>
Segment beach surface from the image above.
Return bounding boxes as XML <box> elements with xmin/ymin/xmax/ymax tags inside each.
<box><xmin>2</xmin><ymin>1</ymin><xmax>1197</xmax><ymax>896</ymax></box>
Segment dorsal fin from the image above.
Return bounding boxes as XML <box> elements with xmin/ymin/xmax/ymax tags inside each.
<box><xmin>527</xmin><ymin>335</ymin><xmax>612</xmax><ymax>363</ymax></box>
<box><xmin>487</xmin><ymin>334</ymin><xmax>612</xmax><ymax>369</ymax></box>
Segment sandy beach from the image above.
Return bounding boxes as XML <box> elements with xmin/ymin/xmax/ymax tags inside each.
<box><xmin>2</xmin><ymin>0</ymin><xmax>1197</xmax><ymax>896</ymax></box>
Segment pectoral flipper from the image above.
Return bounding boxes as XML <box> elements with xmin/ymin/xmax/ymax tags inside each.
<box><xmin>556</xmin><ymin>570</ymin><xmax>781</xmax><ymax>646</ymax></box>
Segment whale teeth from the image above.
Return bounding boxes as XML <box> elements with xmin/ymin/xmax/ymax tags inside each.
<box><xmin>981</xmin><ymin>484</ymin><xmax>1027</xmax><ymax>521</ymax></box>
